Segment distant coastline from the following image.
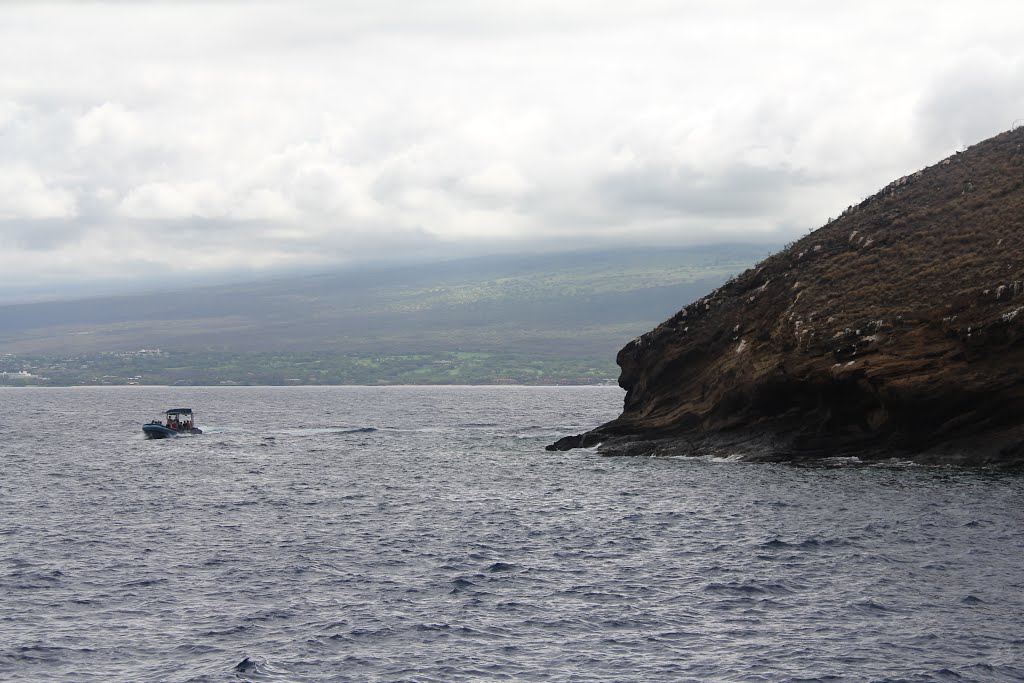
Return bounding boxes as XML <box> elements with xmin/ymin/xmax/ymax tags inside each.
<box><xmin>0</xmin><ymin>350</ymin><xmax>621</xmax><ymax>387</ymax></box>
<box><xmin>0</xmin><ymin>246</ymin><xmax>767</xmax><ymax>389</ymax></box>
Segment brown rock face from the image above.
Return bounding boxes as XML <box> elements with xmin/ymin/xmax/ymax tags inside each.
<box><xmin>550</xmin><ymin>127</ymin><xmax>1024</xmax><ymax>466</ymax></box>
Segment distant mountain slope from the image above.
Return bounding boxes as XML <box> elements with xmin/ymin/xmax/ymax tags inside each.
<box><xmin>0</xmin><ymin>246</ymin><xmax>770</xmax><ymax>359</ymax></box>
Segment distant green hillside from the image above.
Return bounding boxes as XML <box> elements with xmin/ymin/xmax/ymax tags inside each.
<box><xmin>0</xmin><ymin>245</ymin><xmax>771</xmax><ymax>385</ymax></box>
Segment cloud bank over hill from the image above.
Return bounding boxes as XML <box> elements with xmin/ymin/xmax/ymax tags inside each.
<box><xmin>1</xmin><ymin>1</ymin><xmax>1023</xmax><ymax>300</ymax></box>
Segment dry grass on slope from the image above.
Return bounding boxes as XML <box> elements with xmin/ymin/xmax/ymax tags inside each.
<box><xmin>716</xmin><ymin>126</ymin><xmax>1024</xmax><ymax>357</ymax></box>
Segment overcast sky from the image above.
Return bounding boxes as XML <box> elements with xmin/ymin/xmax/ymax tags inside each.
<box><xmin>2</xmin><ymin>1</ymin><xmax>1023</xmax><ymax>301</ymax></box>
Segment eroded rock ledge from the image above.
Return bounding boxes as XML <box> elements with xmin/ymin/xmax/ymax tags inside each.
<box><xmin>548</xmin><ymin>127</ymin><xmax>1024</xmax><ymax>467</ymax></box>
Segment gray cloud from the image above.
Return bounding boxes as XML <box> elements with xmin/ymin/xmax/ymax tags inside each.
<box><xmin>595</xmin><ymin>162</ymin><xmax>808</xmax><ymax>218</ymax></box>
<box><xmin>915</xmin><ymin>51</ymin><xmax>1024</xmax><ymax>150</ymax></box>
<box><xmin>1</xmin><ymin>0</ymin><xmax>1024</xmax><ymax>301</ymax></box>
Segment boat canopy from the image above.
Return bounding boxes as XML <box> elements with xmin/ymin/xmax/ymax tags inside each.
<box><xmin>165</xmin><ymin>408</ymin><xmax>194</xmax><ymax>415</ymax></box>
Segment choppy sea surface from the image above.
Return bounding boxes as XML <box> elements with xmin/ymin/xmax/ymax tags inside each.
<box><xmin>1</xmin><ymin>386</ymin><xmax>1022</xmax><ymax>683</ymax></box>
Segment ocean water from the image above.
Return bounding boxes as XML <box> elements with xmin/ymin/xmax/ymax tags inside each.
<box><xmin>1</xmin><ymin>386</ymin><xmax>1022</xmax><ymax>683</ymax></box>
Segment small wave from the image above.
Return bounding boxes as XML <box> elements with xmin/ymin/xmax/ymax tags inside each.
<box><xmin>708</xmin><ymin>453</ymin><xmax>747</xmax><ymax>463</ymax></box>
<box><xmin>234</xmin><ymin>655</ymin><xmax>302</xmax><ymax>678</ymax></box>
<box><xmin>938</xmin><ymin>663</ymin><xmax>1024</xmax><ymax>681</ymax></box>
<box><xmin>753</xmin><ymin>500</ymin><xmax>801</xmax><ymax>508</ymax></box>
<box><xmin>120</xmin><ymin>577</ymin><xmax>169</xmax><ymax>588</ymax></box>
<box><xmin>487</xmin><ymin>561</ymin><xmax>517</xmax><ymax>573</ymax></box>
<box><xmin>346</xmin><ymin>626</ymin><xmax>396</xmax><ymax>640</ymax></box>
<box><xmin>414</xmin><ymin>622</ymin><xmax>451</xmax><ymax>631</ymax></box>
<box><xmin>275</xmin><ymin>426</ymin><xmax>378</xmax><ymax>438</ymax></box>
<box><xmin>8</xmin><ymin>569</ymin><xmax>65</xmax><ymax>588</ymax></box>
<box><xmin>704</xmin><ymin>582</ymin><xmax>794</xmax><ymax>596</ymax></box>
<box><xmin>204</xmin><ymin>624</ymin><xmax>251</xmax><ymax>636</ymax></box>
<box><xmin>243</xmin><ymin>610</ymin><xmax>294</xmax><ymax>623</ymax></box>
<box><xmin>449</xmin><ymin>576</ymin><xmax>487</xmax><ymax>595</ymax></box>
<box><xmin>759</xmin><ymin>537</ymin><xmax>855</xmax><ymax>550</ymax></box>
<box><xmin>850</xmin><ymin>599</ymin><xmax>891</xmax><ymax>613</ymax></box>
<box><xmin>823</xmin><ymin>456</ymin><xmax>863</xmax><ymax>464</ymax></box>
<box><xmin>234</xmin><ymin>656</ymin><xmax>261</xmax><ymax>673</ymax></box>
<box><xmin>10</xmin><ymin>645</ymin><xmax>73</xmax><ymax>664</ymax></box>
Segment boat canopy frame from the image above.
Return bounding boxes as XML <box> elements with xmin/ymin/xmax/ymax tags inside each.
<box><xmin>165</xmin><ymin>408</ymin><xmax>194</xmax><ymax>416</ymax></box>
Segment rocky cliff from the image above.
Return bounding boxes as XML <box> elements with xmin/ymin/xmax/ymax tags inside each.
<box><xmin>550</xmin><ymin>127</ymin><xmax>1024</xmax><ymax>466</ymax></box>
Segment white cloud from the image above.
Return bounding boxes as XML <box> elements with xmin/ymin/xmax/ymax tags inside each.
<box><xmin>74</xmin><ymin>102</ymin><xmax>143</xmax><ymax>148</ymax></box>
<box><xmin>0</xmin><ymin>166</ymin><xmax>77</xmax><ymax>220</ymax></box>
<box><xmin>915</xmin><ymin>48</ymin><xmax>1024</xmax><ymax>150</ymax></box>
<box><xmin>459</xmin><ymin>162</ymin><xmax>531</xmax><ymax>201</ymax></box>
<box><xmin>1</xmin><ymin>0</ymin><xmax>1023</xmax><ymax>299</ymax></box>
<box><xmin>231</xmin><ymin>188</ymin><xmax>299</xmax><ymax>223</ymax></box>
<box><xmin>117</xmin><ymin>181</ymin><xmax>227</xmax><ymax>220</ymax></box>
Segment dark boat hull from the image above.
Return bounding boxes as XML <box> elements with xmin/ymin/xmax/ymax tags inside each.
<box><xmin>143</xmin><ymin>424</ymin><xmax>175</xmax><ymax>439</ymax></box>
<box><xmin>143</xmin><ymin>424</ymin><xmax>203</xmax><ymax>439</ymax></box>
